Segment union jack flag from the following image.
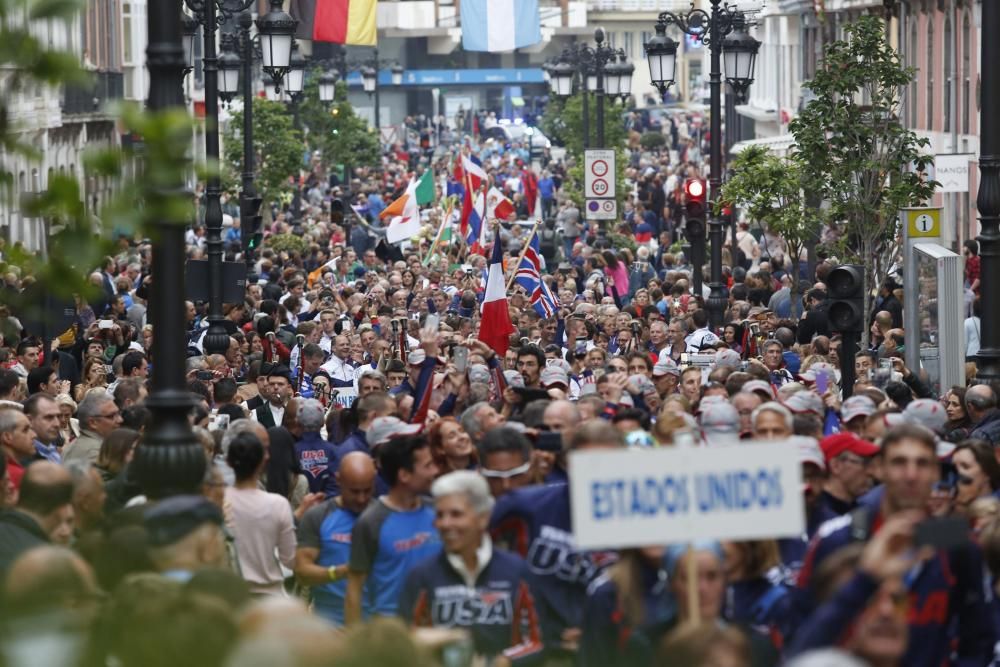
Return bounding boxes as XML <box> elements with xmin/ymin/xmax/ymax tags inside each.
<box><xmin>515</xmin><ymin>230</ymin><xmax>559</xmax><ymax>318</ymax></box>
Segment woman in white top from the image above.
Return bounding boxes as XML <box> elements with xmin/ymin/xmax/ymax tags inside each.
<box><xmin>966</xmin><ymin>297</ymin><xmax>981</xmax><ymax>359</ymax></box>
<box><xmin>224</xmin><ymin>429</ymin><xmax>296</xmax><ymax>596</ymax></box>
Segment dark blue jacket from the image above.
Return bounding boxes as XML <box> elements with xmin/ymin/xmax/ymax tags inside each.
<box><xmin>489</xmin><ymin>483</ymin><xmax>617</xmax><ymax>648</ymax></box>
<box><xmin>294</xmin><ymin>432</ymin><xmax>338</xmax><ymax>497</ymax></box>
<box><xmin>399</xmin><ymin>548</ymin><xmax>544</xmax><ymax>666</ymax></box>
<box><xmin>579</xmin><ymin>561</ymin><xmax>672</xmax><ymax>667</ymax></box>
<box><xmin>794</xmin><ymin>497</ymin><xmax>995</xmax><ymax>667</ymax></box>
<box><xmin>971</xmin><ymin>410</ymin><xmax>1000</xmax><ymax>446</ymax></box>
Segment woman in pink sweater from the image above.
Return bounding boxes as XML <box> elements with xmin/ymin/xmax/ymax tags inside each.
<box><xmin>224</xmin><ymin>430</ymin><xmax>296</xmax><ymax>596</ymax></box>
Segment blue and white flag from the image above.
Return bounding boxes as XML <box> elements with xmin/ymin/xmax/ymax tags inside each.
<box><xmin>460</xmin><ymin>0</ymin><xmax>542</xmax><ymax>52</ymax></box>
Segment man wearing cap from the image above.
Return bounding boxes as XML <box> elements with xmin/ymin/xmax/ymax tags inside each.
<box><xmin>818</xmin><ymin>432</ymin><xmax>878</xmax><ymax>519</ymax></box>
<box><xmin>253</xmin><ymin>365</ymin><xmax>293</xmax><ymax>429</ymax></box>
<box><xmin>699</xmin><ymin>401</ymin><xmax>740</xmax><ymax>447</ymax></box>
<box><xmin>840</xmin><ymin>395</ymin><xmax>877</xmax><ymax>435</ymax></box>
<box><xmin>295</xmin><ymin>452</ymin><xmax>377</xmax><ymax>626</ymax></box>
<box><xmin>144</xmin><ymin>495</ymin><xmax>228</xmax><ymax>582</ymax></box>
<box><xmin>652</xmin><ymin>359</ymin><xmax>680</xmax><ymax>398</ymax></box>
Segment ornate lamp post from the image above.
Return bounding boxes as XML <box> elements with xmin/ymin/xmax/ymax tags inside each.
<box><xmin>977</xmin><ymin>0</ymin><xmax>1000</xmax><ymax>388</ymax></box>
<box><xmin>645</xmin><ymin>3</ymin><xmax>759</xmax><ymax>329</ymax></box>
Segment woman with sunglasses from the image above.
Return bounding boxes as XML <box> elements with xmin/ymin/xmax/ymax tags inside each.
<box><xmin>953</xmin><ymin>439</ymin><xmax>1000</xmax><ymax>514</ymax></box>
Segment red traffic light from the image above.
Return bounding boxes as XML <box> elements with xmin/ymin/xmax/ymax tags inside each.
<box><xmin>684</xmin><ymin>178</ymin><xmax>706</xmax><ymax>200</ymax></box>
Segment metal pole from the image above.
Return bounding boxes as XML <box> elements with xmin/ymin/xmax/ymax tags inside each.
<box><xmin>581</xmin><ymin>73</ymin><xmax>590</xmax><ymax>150</ymax></box>
<box><xmin>132</xmin><ymin>4</ymin><xmax>203</xmax><ymax>499</ymax></box>
<box><xmin>595</xmin><ymin>30</ymin><xmax>606</xmax><ymax>149</ymax></box>
<box><xmin>201</xmin><ymin>0</ymin><xmax>230</xmax><ymax>355</ymax></box>
<box><xmin>705</xmin><ymin>0</ymin><xmax>727</xmax><ymax>330</ymax></box>
<box><xmin>291</xmin><ymin>98</ymin><xmax>302</xmax><ymax>222</ymax></box>
<box><xmin>976</xmin><ymin>0</ymin><xmax>1000</xmax><ymax>389</ymax></box>
<box><xmin>373</xmin><ymin>48</ymin><xmax>381</xmax><ymax>130</ymax></box>
<box><xmin>238</xmin><ymin>11</ymin><xmax>258</xmax><ymax>268</ymax></box>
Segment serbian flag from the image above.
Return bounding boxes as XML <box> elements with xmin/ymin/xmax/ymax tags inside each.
<box><xmin>467</xmin><ymin>191</ymin><xmax>487</xmax><ymax>256</ymax></box>
<box><xmin>291</xmin><ymin>0</ymin><xmax>377</xmax><ymax>46</ymax></box>
<box><xmin>381</xmin><ymin>178</ymin><xmax>421</xmax><ymax>244</ymax></box>
<box><xmin>478</xmin><ymin>229</ymin><xmax>516</xmax><ymax>357</ymax></box>
<box><xmin>486</xmin><ymin>187</ymin><xmax>515</xmax><ymax>222</ymax></box>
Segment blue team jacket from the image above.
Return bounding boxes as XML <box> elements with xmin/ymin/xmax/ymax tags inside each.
<box><xmin>489</xmin><ymin>483</ymin><xmax>618</xmax><ymax>647</ymax></box>
<box><xmin>399</xmin><ymin>549</ymin><xmax>544</xmax><ymax>665</ymax></box>
<box><xmin>794</xmin><ymin>497</ymin><xmax>996</xmax><ymax>667</ymax></box>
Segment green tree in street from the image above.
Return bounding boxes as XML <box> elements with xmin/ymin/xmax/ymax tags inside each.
<box><xmin>299</xmin><ymin>74</ymin><xmax>379</xmax><ymax>183</ymax></box>
<box><xmin>223</xmin><ymin>97</ymin><xmax>302</xmax><ymax>216</ymax></box>
<box><xmin>790</xmin><ymin>15</ymin><xmax>936</xmax><ymax>346</ymax></box>
<box><xmin>721</xmin><ymin>145</ymin><xmax>824</xmax><ymax>317</ymax></box>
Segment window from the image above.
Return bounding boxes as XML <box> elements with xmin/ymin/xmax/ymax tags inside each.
<box><xmin>943</xmin><ymin>13</ymin><xmax>952</xmax><ymax>132</ymax></box>
<box><xmin>909</xmin><ymin>18</ymin><xmax>918</xmax><ymax>128</ymax></box>
<box><xmin>122</xmin><ymin>3</ymin><xmax>132</xmax><ymax>64</ymax></box>
<box><xmin>963</xmin><ymin>11</ymin><xmax>971</xmax><ymax>134</ymax></box>
<box><xmin>926</xmin><ymin>17</ymin><xmax>934</xmax><ymax>129</ymax></box>
<box><xmin>623</xmin><ymin>31</ymin><xmax>633</xmax><ymax>59</ymax></box>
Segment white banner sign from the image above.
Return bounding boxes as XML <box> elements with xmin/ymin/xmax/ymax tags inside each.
<box><xmin>568</xmin><ymin>443</ymin><xmax>804</xmax><ymax>550</ymax></box>
<box><xmin>934</xmin><ymin>153</ymin><xmax>975</xmax><ymax>193</ymax></box>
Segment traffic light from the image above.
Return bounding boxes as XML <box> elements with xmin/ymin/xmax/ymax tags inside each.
<box><xmin>827</xmin><ymin>264</ymin><xmax>865</xmax><ymax>333</ymax></box>
<box><xmin>241</xmin><ymin>195</ymin><xmax>263</xmax><ymax>261</ymax></box>
<box><xmin>684</xmin><ymin>178</ymin><xmax>706</xmax><ymax>240</ymax></box>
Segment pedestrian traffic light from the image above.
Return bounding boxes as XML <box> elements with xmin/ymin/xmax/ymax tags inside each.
<box><xmin>827</xmin><ymin>264</ymin><xmax>865</xmax><ymax>333</ymax></box>
<box><xmin>241</xmin><ymin>195</ymin><xmax>263</xmax><ymax>260</ymax></box>
<box><xmin>684</xmin><ymin>178</ymin><xmax>706</xmax><ymax>240</ymax></box>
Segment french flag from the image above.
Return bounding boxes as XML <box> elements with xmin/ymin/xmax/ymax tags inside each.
<box><xmin>478</xmin><ymin>229</ymin><xmax>516</xmax><ymax>358</ymax></box>
<box><xmin>467</xmin><ymin>191</ymin><xmax>487</xmax><ymax>256</ymax></box>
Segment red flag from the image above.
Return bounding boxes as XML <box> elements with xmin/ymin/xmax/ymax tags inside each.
<box><xmin>478</xmin><ymin>229</ymin><xmax>516</xmax><ymax>357</ymax></box>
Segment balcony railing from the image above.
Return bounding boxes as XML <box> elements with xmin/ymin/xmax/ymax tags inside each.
<box><xmin>62</xmin><ymin>71</ymin><xmax>124</xmax><ymax>116</ymax></box>
<box><xmin>589</xmin><ymin>0</ymin><xmax>693</xmax><ymax>10</ymax></box>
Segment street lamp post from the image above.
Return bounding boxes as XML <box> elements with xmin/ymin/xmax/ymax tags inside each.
<box><xmin>183</xmin><ymin>0</ymin><xmax>295</xmax><ymax>350</ymax></box>
<box><xmin>130</xmin><ymin>4</ymin><xmax>203</xmax><ymax>499</ymax></box>
<box><xmin>547</xmin><ymin>32</ymin><xmax>632</xmax><ymax>150</ymax></box>
<box><xmin>645</xmin><ymin>4</ymin><xmax>759</xmax><ymax>329</ymax></box>
<box><xmin>182</xmin><ymin>0</ymin><xmax>254</xmax><ymax>356</ymax></box>
<box><xmin>977</xmin><ymin>0</ymin><xmax>1000</xmax><ymax>389</ymax></box>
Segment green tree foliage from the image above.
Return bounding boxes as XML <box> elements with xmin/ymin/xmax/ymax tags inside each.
<box><xmin>539</xmin><ymin>93</ymin><xmax>626</xmax><ymax>210</ymax></box>
<box><xmin>789</xmin><ymin>15</ymin><xmax>936</xmax><ymax>345</ymax></box>
<box><xmin>223</xmin><ymin>97</ymin><xmax>302</xmax><ymax>214</ymax></box>
<box><xmin>721</xmin><ymin>145</ymin><xmax>824</xmax><ymax>317</ymax></box>
<box><xmin>299</xmin><ymin>73</ymin><xmax>379</xmax><ymax>181</ymax></box>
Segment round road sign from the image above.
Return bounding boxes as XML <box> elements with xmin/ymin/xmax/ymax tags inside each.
<box><xmin>591</xmin><ymin>178</ymin><xmax>609</xmax><ymax>196</ymax></box>
<box><xmin>591</xmin><ymin>159</ymin><xmax>608</xmax><ymax>177</ymax></box>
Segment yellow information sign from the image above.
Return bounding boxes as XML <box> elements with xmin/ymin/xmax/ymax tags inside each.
<box><xmin>904</xmin><ymin>208</ymin><xmax>941</xmax><ymax>239</ymax></box>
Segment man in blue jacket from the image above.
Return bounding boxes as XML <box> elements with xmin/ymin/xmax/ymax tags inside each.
<box><xmin>489</xmin><ymin>420</ymin><xmax>623</xmax><ymax>661</ymax></box>
<box><xmin>794</xmin><ymin>423</ymin><xmax>996</xmax><ymax>666</ymax></box>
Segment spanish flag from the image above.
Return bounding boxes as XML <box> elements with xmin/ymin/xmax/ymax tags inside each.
<box><xmin>291</xmin><ymin>0</ymin><xmax>377</xmax><ymax>46</ymax></box>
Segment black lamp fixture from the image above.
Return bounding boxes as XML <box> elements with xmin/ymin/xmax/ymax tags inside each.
<box><xmin>722</xmin><ymin>13</ymin><xmax>761</xmax><ymax>99</ymax></box>
<box><xmin>217</xmin><ymin>34</ymin><xmax>242</xmax><ymax>103</ymax></box>
<box><xmin>391</xmin><ymin>63</ymin><xmax>404</xmax><ymax>86</ymax></box>
<box><xmin>285</xmin><ymin>41</ymin><xmax>307</xmax><ymax>97</ymax></box>
<box><xmin>181</xmin><ymin>12</ymin><xmax>199</xmax><ymax>74</ymax></box>
<box><xmin>256</xmin><ymin>0</ymin><xmax>297</xmax><ymax>89</ymax></box>
<box><xmin>550</xmin><ymin>60</ymin><xmax>575</xmax><ymax>97</ymax></box>
<box><xmin>361</xmin><ymin>65</ymin><xmax>377</xmax><ymax>94</ymax></box>
<box><xmin>644</xmin><ymin>21</ymin><xmax>680</xmax><ymax>93</ymax></box>
<box><xmin>319</xmin><ymin>70</ymin><xmax>338</xmax><ymax>103</ymax></box>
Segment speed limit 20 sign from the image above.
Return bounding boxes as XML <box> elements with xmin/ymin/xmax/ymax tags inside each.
<box><xmin>584</xmin><ymin>149</ymin><xmax>616</xmax><ymax>220</ymax></box>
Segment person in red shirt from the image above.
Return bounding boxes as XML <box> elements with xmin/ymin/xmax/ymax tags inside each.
<box><xmin>965</xmin><ymin>240</ymin><xmax>981</xmax><ymax>296</ymax></box>
<box><xmin>0</xmin><ymin>409</ymin><xmax>36</xmax><ymax>494</ymax></box>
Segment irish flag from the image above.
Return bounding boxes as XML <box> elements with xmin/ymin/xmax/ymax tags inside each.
<box><xmin>291</xmin><ymin>0</ymin><xmax>377</xmax><ymax>46</ymax></box>
<box><xmin>478</xmin><ymin>229</ymin><xmax>516</xmax><ymax>357</ymax></box>
<box><xmin>381</xmin><ymin>178</ymin><xmax>421</xmax><ymax>244</ymax></box>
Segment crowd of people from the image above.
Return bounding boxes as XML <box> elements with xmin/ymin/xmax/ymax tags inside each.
<box><xmin>0</xmin><ymin>109</ymin><xmax>996</xmax><ymax>667</ymax></box>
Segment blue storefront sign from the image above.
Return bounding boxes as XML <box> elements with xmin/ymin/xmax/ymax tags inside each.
<box><xmin>346</xmin><ymin>68</ymin><xmax>545</xmax><ymax>87</ymax></box>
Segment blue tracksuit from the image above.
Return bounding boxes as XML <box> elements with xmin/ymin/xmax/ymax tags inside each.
<box><xmin>489</xmin><ymin>483</ymin><xmax>617</xmax><ymax>649</ymax></box>
<box><xmin>793</xmin><ymin>497</ymin><xmax>996</xmax><ymax>666</ymax></box>
<box><xmin>399</xmin><ymin>548</ymin><xmax>544</xmax><ymax>665</ymax></box>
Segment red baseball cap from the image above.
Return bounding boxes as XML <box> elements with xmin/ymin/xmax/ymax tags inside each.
<box><xmin>820</xmin><ymin>433</ymin><xmax>879</xmax><ymax>462</ymax></box>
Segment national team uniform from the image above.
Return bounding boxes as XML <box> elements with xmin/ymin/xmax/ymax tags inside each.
<box><xmin>297</xmin><ymin>498</ymin><xmax>369</xmax><ymax>625</ymax></box>
<box><xmin>349</xmin><ymin>497</ymin><xmax>441</xmax><ymax>616</ymax></box>
<box><xmin>399</xmin><ymin>542</ymin><xmax>544</xmax><ymax>665</ymax></box>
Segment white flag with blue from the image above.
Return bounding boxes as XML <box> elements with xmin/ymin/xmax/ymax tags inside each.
<box><xmin>460</xmin><ymin>0</ymin><xmax>543</xmax><ymax>53</ymax></box>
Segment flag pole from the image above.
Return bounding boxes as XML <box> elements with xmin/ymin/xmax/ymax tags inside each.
<box><xmin>506</xmin><ymin>219</ymin><xmax>541</xmax><ymax>292</ymax></box>
<box><xmin>423</xmin><ymin>200</ymin><xmax>453</xmax><ymax>266</ymax></box>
